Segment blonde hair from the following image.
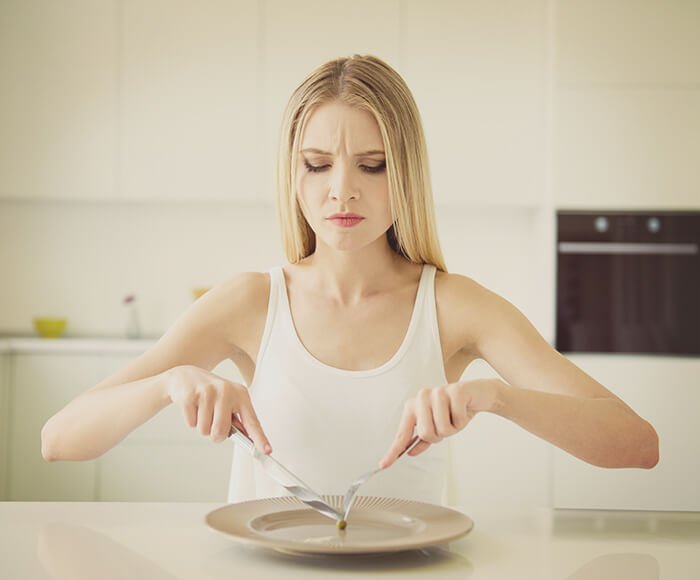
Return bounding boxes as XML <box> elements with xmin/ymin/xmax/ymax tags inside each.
<box><xmin>275</xmin><ymin>54</ymin><xmax>446</xmax><ymax>272</ymax></box>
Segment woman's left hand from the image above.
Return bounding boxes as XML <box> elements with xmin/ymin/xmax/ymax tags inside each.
<box><xmin>379</xmin><ymin>378</ymin><xmax>503</xmax><ymax>468</ymax></box>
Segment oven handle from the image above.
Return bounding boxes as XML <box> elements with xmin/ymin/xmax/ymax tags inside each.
<box><xmin>558</xmin><ymin>242</ymin><xmax>699</xmax><ymax>255</ymax></box>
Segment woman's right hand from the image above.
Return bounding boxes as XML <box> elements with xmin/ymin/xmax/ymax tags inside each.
<box><xmin>164</xmin><ymin>365</ymin><xmax>271</xmax><ymax>454</ymax></box>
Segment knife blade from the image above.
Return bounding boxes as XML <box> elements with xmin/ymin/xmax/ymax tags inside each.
<box><xmin>228</xmin><ymin>425</ymin><xmax>342</xmax><ymax>522</ymax></box>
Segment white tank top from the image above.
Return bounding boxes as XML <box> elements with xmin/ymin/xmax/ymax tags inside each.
<box><xmin>227</xmin><ymin>264</ymin><xmax>450</xmax><ymax>504</ymax></box>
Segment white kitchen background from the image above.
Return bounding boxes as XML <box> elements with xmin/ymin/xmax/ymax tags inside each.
<box><xmin>0</xmin><ymin>1</ymin><xmax>698</xmax><ymax>510</ymax></box>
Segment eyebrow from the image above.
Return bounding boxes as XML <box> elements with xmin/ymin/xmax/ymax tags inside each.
<box><xmin>301</xmin><ymin>148</ymin><xmax>385</xmax><ymax>156</ymax></box>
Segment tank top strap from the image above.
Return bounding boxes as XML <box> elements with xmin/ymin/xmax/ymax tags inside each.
<box><xmin>418</xmin><ymin>264</ymin><xmax>442</xmax><ymax>349</ymax></box>
<box><xmin>251</xmin><ymin>267</ymin><xmax>284</xmax><ymax>374</ymax></box>
<box><xmin>411</xmin><ymin>264</ymin><xmax>448</xmax><ymax>384</ymax></box>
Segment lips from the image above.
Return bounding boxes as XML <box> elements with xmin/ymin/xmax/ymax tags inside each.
<box><xmin>327</xmin><ymin>213</ymin><xmax>365</xmax><ymax>228</ymax></box>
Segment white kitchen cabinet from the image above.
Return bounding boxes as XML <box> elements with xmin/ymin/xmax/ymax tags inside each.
<box><xmin>0</xmin><ymin>0</ymin><xmax>118</xmax><ymax>201</ymax></box>
<box><xmin>400</xmin><ymin>0</ymin><xmax>549</xmax><ymax>207</ymax></box>
<box><xmin>7</xmin><ymin>353</ymin><xmax>101</xmax><ymax>500</ymax></box>
<box><xmin>120</xmin><ymin>0</ymin><xmax>260</xmax><ymax>202</ymax></box>
<box><xmin>259</xmin><ymin>0</ymin><xmax>401</xmax><ymax>206</ymax></box>
<box><xmin>553</xmin><ymin>355</ymin><xmax>700</xmax><ymax>511</ymax></box>
<box><xmin>557</xmin><ymin>0</ymin><xmax>700</xmax><ymax>86</ymax></box>
<box><xmin>451</xmin><ymin>359</ymin><xmax>552</xmax><ymax>509</ymax></box>
<box><xmin>554</xmin><ymin>88</ymin><xmax>700</xmax><ymax>210</ymax></box>
<box><xmin>5</xmin><ymin>347</ymin><xmax>243</xmax><ymax>502</ymax></box>
<box><xmin>97</xmin><ymin>441</ymin><xmax>232</xmax><ymax>502</ymax></box>
<box><xmin>554</xmin><ymin>0</ymin><xmax>700</xmax><ymax>210</ymax></box>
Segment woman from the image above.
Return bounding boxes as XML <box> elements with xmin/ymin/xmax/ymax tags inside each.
<box><xmin>41</xmin><ymin>55</ymin><xmax>658</xmax><ymax>505</ymax></box>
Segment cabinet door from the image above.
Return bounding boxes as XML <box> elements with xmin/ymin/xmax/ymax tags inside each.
<box><xmin>452</xmin><ymin>360</ymin><xmax>551</xmax><ymax>508</ymax></box>
<box><xmin>0</xmin><ymin>0</ymin><xmax>118</xmax><ymax>201</ymax></box>
<box><xmin>8</xmin><ymin>354</ymin><xmax>101</xmax><ymax>500</ymax></box>
<box><xmin>554</xmin><ymin>1</ymin><xmax>700</xmax><ymax>209</ymax></box>
<box><xmin>97</xmin><ymin>441</ymin><xmax>233</xmax><ymax>502</ymax></box>
<box><xmin>553</xmin><ymin>355</ymin><xmax>700</xmax><ymax>511</ymax></box>
<box><xmin>259</xmin><ymin>0</ymin><xmax>401</xmax><ymax>206</ymax></box>
<box><xmin>401</xmin><ymin>0</ymin><xmax>548</xmax><ymax>207</ymax></box>
<box><xmin>121</xmin><ymin>0</ymin><xmax>259</xmax><ymax>202</ymax></box>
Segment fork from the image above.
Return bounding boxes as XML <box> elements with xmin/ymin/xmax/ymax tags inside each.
<box><xmin>340</xmin><ymin>436</ymin><xmax>422</xmax><ymax>524</ymax></box>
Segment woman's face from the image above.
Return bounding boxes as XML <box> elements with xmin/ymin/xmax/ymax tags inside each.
<box><xmin>296</xmin><ymin>101</ymin><xmax>393</xmax><ymax>253</ymax></box>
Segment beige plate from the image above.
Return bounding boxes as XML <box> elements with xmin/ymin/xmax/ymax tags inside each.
<box><xmin>205</xmin><ymin>495</ymin><xmax>474</xmax><ymax>555</ymax></box>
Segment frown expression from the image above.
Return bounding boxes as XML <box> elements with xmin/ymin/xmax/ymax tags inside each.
<box><xmin>296</xmin><ymin>101</ymin><xmax>393</xmax><ymax>253</ymax></box>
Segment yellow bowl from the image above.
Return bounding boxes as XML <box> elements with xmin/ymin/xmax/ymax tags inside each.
<box><xmin>33</xmin><ymin>317</ymin><xmax>67</xmax><ymax>338</ymax></box>
<box><xmin>192</xmin><ymin>287</ymin><xmax>211</xmax><ymax>300</ymax></box>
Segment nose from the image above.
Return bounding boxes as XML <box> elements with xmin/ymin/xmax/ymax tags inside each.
<box><xmin>328</xmin><ymin>163</ymin><xmax>359</xmax><ymax>202</ymax></box>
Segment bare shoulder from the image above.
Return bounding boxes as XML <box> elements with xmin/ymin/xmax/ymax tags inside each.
<box><xmin>207</xmin><ymin>271</ymin><xmax>270</xmax><ymax>314</ymax></box>
<box><xmin>146</xmin><ymin>270</ymin><xmax>271</xmax><ymax>370</ymax></box>
<box><xmin>194</xmin><ymin>271</ymin><xmax>270</xmax><ymax>355</ymax></box>
<box><xmin>434</xmin><ymin>270</ymin><xmax>526</xmax><ymax>357</ymax></box>
<box><xmin>434</xmin><ymin>271</ymin><xmax>485</xmax><ymax>358</ymax></box>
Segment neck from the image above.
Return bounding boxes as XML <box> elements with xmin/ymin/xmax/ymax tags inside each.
<box><xmin>301</xmin><ymin>237</ymin><xmax>409</xmax><ymax>305</ymax></box>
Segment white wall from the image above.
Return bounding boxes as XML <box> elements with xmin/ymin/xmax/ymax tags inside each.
<box><xmin>0</xmin><ymin>201</ymin><xmax>546</xmax><ymax>341</ymax></box>
<box><xmin>0</xmin><ymin>201</ymin><xmax>282</xmax><ymax>338</ymax></box>
<box><xmin>0</xmin><ymin>0</ymin><xmax>555</xmax><ymax>342</ymax></box>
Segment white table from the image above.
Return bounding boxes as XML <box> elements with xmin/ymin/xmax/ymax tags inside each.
<box><xmin>1</xmin><ymin>502</ymin><xmax>698</xmax><ymax>579</ymax></box>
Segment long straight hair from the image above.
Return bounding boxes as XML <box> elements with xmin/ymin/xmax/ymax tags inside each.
<box><xmin>276</xmin><ymin>55</ymin><xmax>447</xmax><ymax>271</ymax></box>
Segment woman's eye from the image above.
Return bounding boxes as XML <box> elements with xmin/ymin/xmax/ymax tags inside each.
<box><xmin>361</xmin><ymin>162</ymin><xmax>386</xmax><ymax>174</ymax></box>
<box><xmin>303</xmin><ymin>160</ymin><xmax>386</xmax><ymax>174</ymax></box>
<box><xmin>304</xmin><ymin>160</ymin><xmax>329</xmax><ymax>173</ymax></box>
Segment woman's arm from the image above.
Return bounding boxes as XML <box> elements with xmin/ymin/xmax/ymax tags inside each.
<box><xmin>473</xmin><ymin>278</ymin><xmax>658</xmax><ymax>469</ymax></box>
<box><xmin>41</xmin><ymin>272</ymin><xmax>272</xmax><ymax>461</ymax></box>
<box><xmin>381</xmin><ymin>274</ymin><xmax>659</xmax><ymax>469</ymax></box>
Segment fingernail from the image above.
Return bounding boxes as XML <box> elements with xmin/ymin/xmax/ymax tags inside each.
<box><xmin>264</xmin><ymin>443</ymin><xmax>271</xmax><ymax>454</ymax></box>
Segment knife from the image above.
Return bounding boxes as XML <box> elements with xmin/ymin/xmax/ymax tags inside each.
<box><xmin>228</xmin><ymin>425</ymin><xmax>342</xmax><ymax>522</ymax></box>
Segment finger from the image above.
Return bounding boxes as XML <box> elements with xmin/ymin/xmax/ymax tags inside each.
<box><xmin>196</xmin><ymin>387</ymin><xmax>215</xmax><ymax>436</ymax></box>
<box><xmin>210</xmin><ymin>398</ymin><xmax>233</xmax><ymax>443</ymax></box>
<box><xmin>449</xmin><ymin>385</ymin><xmax>470</xmax><ymax>430</ymax></box>
<box><xmin>415</xmin><ymin>390</ymin><xmax>439</xmax><ymax>443</ymax></box>
<box><xmin>432</xmin><ymin>388</ymin><xmax>455</xmax><ymax>438</ymax></box>
<box><xmin>379</xmin><ymin>405</ymin><xmax>416</xmax><ymax>468</ymax></box>
<box><xmin>239</xmin><ymin>405</ymin><xmax>271</xmax><ymax>454</ymax></box>
<box><xmin>180</xmin><ymin>391</ymin><xmax>197</xmax><ymax>428</ymax></box>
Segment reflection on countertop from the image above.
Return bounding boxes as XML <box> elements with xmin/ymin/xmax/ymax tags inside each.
<box><xmin>34</xmin><ymin>521</ymin><xmax>665</xmax><ymax>580</ymax></box>
<box><xmin>38</xmin><ymin>524</ymin><xmax>178</xmax><ymax>580</ymax></box>
<box><xmin>565</xmin><ymin>553</ymin><xmax>659</xmax><ymax>580</ymax></box>
<box><xmin>36</xmin><ymin>522</ymin><xmax>475</xmax><ymax>580</ymax></box>
<box><xmin>553</xmin><ymin>508</ymin><xmax>700</xmax><ymax>540</ymax></box>
<box><xmin>0</xmin><ymin>502</ymin><xmax>697</xmax><ymax>580</ymax></box>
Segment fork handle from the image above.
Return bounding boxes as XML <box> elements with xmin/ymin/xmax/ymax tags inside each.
<box><xmin>398</xmin><ymin>436</ymin><xmax>421</xmax><ymax>459</ymax></box>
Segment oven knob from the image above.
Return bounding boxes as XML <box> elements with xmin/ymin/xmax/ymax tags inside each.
<box><xmin>648</xmin><ymin>217</ymin><xmax>661</xmax><ymax>233</ymax></box>
<box><xmin>594</xmin><ymin>216</ymin><xmax>609</xmax><ymax>233</ymax></box>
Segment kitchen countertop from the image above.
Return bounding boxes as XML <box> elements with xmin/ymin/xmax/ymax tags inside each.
<box><xmin>0</xmin><ymin>336</ymin><xmax>156</xmax><ymax>354</ymax></box>
<box><xmin>1</xmin><ymin>502</ymin><xmax>698</xmax><ymax>579</ymax></box>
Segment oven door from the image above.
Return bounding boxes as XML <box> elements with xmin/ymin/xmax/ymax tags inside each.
<box><xmin>556</xmin><ymin>239</ymin><xmax>700</xmax><ymax>356</ymax></box>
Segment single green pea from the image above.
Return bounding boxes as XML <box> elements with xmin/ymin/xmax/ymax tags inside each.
<box><xmin>337</xmin><ymin>519</ymin><xmax>347</xmax><ymax>530</ymax></box>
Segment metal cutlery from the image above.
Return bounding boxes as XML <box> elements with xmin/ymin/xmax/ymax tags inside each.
<box><xmin>228</xmin><ymin>425</ymin><xmax>342</xmax><ymax>522</ymax></box>
<box><xmin>340</xmin><ymin>436</ymin><xmax>422</xmax><ymax>524</ymax></box>
<box><xmin>229</xmin><ymin>425</ymin><xmax>421</xmax><ymax>528</ymax></box>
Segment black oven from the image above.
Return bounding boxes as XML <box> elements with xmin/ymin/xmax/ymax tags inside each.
<box><xmin>556</xmin><ymin>210</ymin><xmax>700</xmax><ymax>356</ymax></box>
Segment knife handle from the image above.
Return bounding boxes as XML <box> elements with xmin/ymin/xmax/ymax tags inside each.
<box><xmin>228</xmin><ymin>424</ymin><xmax>255</xmax><ymax>454</ymax></box>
